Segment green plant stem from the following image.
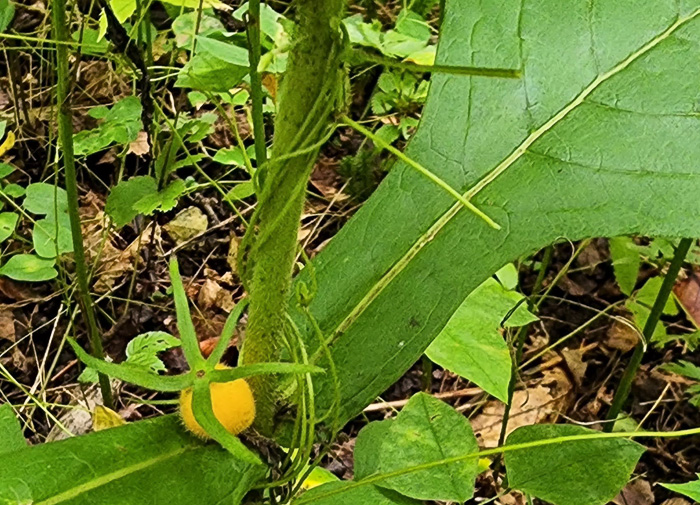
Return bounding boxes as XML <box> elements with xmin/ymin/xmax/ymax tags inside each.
<box><xmin>351</xmin><ymin>48</ymin><xmax>521</xmax><ymax>78</ymax></box>
<box><xmin>496</xmin><ymin>246</ymin><xmax>553</xmax><ymax>453</ymax></box>
<box><xmin>52</xmin><ymin>0</ymin><xmax>113</xmax><ymax>408</ymax></box>
<box><xmin>247</xmin><ymin>0</ymin><xmax>267</xmax><ymax>168</ymax></box>
<box><xmin>240</xmin><ymin>0</ymin><xmax>345</xmax><ymax>435</ymax></box>
<box><xmin>341</xmin><ymin>114</ymin><xmax>501</xmax><ymax>229</ymax></box>
<box><xmin>604</xmin><ymin>237</ymin><xmax>693</xmax><ymax>431</ymax></box>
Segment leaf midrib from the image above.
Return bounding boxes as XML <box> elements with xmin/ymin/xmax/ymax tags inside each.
<box><xmin>328</xmin><ymin>7</ymin><xmax>700</xmax><ymax>351</ymax></box>
<box><xmin>35</xmin><ymin>445</ymin><xmax>192</xmax><ymax>505</ymax></box>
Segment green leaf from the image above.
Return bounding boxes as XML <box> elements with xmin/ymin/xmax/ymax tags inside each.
<box><xmin>0</xmin><ymin>0</ymin><xmax>14</xmax><ymax>32</ymax></box>
<box><xmin>191</xmin><ymin>379</ymin><xmax>263</xmax><ymax>466</ymax></box>
<box><xmin>296</xmin><ymin>482</ymin><xmax>419</xmax><ymax>505</ymax></box>
<box><xmin>0</xmin><ymin>254</ymin><xmax>57</xmax><ymax>282</ymax></box>
<box><xmin>375</xmin><ymin>393</ymin><xmax>479</xmax><ymax>502</ymax></box>
<box><xmin>213</xmin><ymin>146</ymin><xmax>246</xmax><ymax>166</ymax></box>
<box><xmin>172</xmin><ymin>12</ymin><xmax>224</xmax><ymax>48</ymax></box>
<box><xmin>290</xmin><ymin>0</ymin><xmax>700</xmax><ymax>429</ymax></box>
<box><xmin>125</xmin><ymin>331</ymin><xmax>180</xmax><ymax>373</ymax></box>
<box><xmin>176</xmin><ymin>52</ymin><xmax>248</xmax><ymax>92</ymax></box>
<box><xmin>195</xmin><ymin>36</ymin><xmax>250</xmax><ymax>66</ymax></box>
<box><xmin>33</xmin><ymin>213</ymin><xmax>74</xmax><ymax>258</ymax></box>
<box><xmin>626</xmin><ymin>299</ymin><xmax>668</xmax><ymax>344</ymax></box>
<box><xmin>232</xmin><ymin>2</ymin><xmax>285</xmax><ymax>40</ymax></box>
<box><xmin>354</xmin><ymin>420</ymin><xmax>393</xmax><ymax>480</ymax></box>
<box><xmin>2</xmin><ymin>182</ymin><xmax>24</xmax><ymax>198</ymax></box>
<box><xmin>425</xmin><ymin>277</ymin><xmax>536</xmax><ymax>402</ymax></box>
<box><xmin>105</xmin><ymin>175</ymin><xmax>158</xmax><ymax>227</ymax></box>
<box><xmin>0</xmin><ymin>415</ymin><xmax>265</xmax><ymax>504</ymax></box>
<box><xmin>609</xmin><ymin>237</ymin><xmax>641</xmax><ymax>295</ymax></box>
<box><xmin>207</xmin><ymin>362</ymin><xmax>324</xmax><ymax>383</ymax></box>
<box><xmin>73</xmin><ymin>96</ymin><xmax>142</xmax><ymax>156</ymax></box>
<box><xmin>505</xmin><ymin>425</ymin><xmax>645</xmax><ymax>505</ymax></box>
<box><xmin>23</xmin><ymin>183</ymin><xmax>68</xmax><ymax>215</ymax></box>
<box><xmin>636</xmin><ymin>276</ymin><xmax>678</xmax><ymax>315</ymax></box>
<box><xmin>495</xmin><ymin>263</ymin><xmax>519</xmax><ymax>290</ymax></box>
<box><xmin>662</xmin><ymin>474</ymin><xmax>700</xmax><ymax>501</ymax></box>
<box><xmin>225</xmin><ymin>181</ymin><xmax>256</xmax><ymax>202</ymax></box>
<box><xmin>660</xmin><ymin>360</ymin><xmax>700</xmax><ymax>380</ymax></box>
<box><xmin>0</xmin><ymin>211</ymin><xmax>18</xmax><ymax>243</ymax></box>
<box><xmin>68</xmin><ymin>338</ymin><xmax>193</xmax><ymax>392</ymax></box>
<box><xmin>394</xmin><ymin>10</ymin><xmax>431</xmax><ymax>44</ymax></box>
<box><xmin>72</xmin><ymin>27</ymin><xmax>109</xmax><ymax>55</ymax></box>
<box><xmin>133</xmin><ymin>179</ymin><xmax>187</xmax><ymax>215</ymax></box>
<box><xmin>0</xmin><ymin>403</ymin><xmax>26</xmax><ymax>454</ymax></box>
<box><xmin>97</xmin><ymin>9</ymin><xmax>107</xmax><ymax>41</ymax></box>
<box><xmin>0</xmin><ymin>162</ymin><xmax>15</xmax><ymax>178</ymax></box>
<box><xmin>169</xmin><ymin>258</ymin><xmax>205</xmax><ymax>368</ymax></box>
<box><xmin>109</xmin><ymin>0</ymin><xmax>135</xmax><ymax>23</ymax></box>
<box><xmin>159</xmin><ymin>0</ymin><xmax>227</xmax><ymax>10</ymax></box>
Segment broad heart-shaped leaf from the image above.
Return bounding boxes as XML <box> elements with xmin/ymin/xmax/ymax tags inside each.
<box><xmin>33</xmin><ymin>212</ymin><xmax>74</xmax><ymax>258</ymax></box>
<box><xmin>0</xmin><ymin>415</ymin><xmax>265</xmax><ymax>504</ymax></box>
<box><xmin>375</xmin><ymin>392</ymin><xmax>479</xmax><ymax>502</ymax></box>
<box><xmin>0</xmin><ymin>403</ymin><xmax>26</xmax><ymax>454</ymax></box>
<box><xmin>0</xmin><ymin>254</ymin><xmax>57</xmax><ymax>282</ymax></box>
<box><xmin>426</xmin><ymin>277</ymin><xmax>537</xmax><ymax>402</ymax></box>
<box><xmin>505</xmin><ymin>425</ymin><xmax>645</xmax><ymax>505</ymax></box>
<box><xmin>288</xmin><ymin>0</ymin><xmax>700</xmax><ymax>429</ymax></box>
<box><xmin>295</xmin><ymin>482</ymin><xmax>419</xmax><ymax>505</ymax></box>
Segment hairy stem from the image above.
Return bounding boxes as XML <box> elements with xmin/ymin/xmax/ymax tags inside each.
<box><xmin>52</xmin><ymin>0</ymin><xmax>113</xmax><ymax>407</ymax></box>
<box><xmin>604</xmin><ymin>237</ymin><xmax>693</xmax><ymax>430</ymax></box>
<box><xmin>240</xmin><ymin>0</ymin><xmax>345</xmax><ymax>434</ymax></box>
<box><xmin>247</xmin><ymin>0</ymin><xmax>267</xmax><ymax>168</ymax></box>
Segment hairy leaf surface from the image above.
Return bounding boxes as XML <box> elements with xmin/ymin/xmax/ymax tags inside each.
<box><xmin>0</xmin><ymin>415</ymin><xmax>264</xmax><ymax>504</ymax></box>
<box><xmin>291</xmin><ymin>0</ymin><xmax>700</xmax><ymax>427</ymax></box>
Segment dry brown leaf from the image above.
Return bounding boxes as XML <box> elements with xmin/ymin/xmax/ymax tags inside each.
<box><xmin>498</xmin><ymin>491</ymin><xmax>527</xmax><ymax>505</ymax></box>
<box><xmin>561</xmin><ymin>347</ymin><xmax>587</xmax><ymax>387</ymax></box>
<box><xmin>198</xmin><ymin>279</ymin><xmax>221</xmax><ymax>310</ymax></box>
<box><xmin>298</xmin><ymin>227</ymin><xmax>311</xmax><ymax>241</ymax></box>
<box><xmin>661</xmin><ymin>499</ymin><xmax>692</xmax><ymax>505</ymax></box>
<box><xmin>471</xmin><ymin>368</ymin><xmax>572</xmax><ymax>448</ymax></box>
<box><xmin>262</xmin><ymin>73</ymin><xmax>278</xmax><ymax>102</ymax></box>
<box><xmin>10</xmin><ymin>346</ymin><xmax>32</xmax><ymax>375</ymax></box>
<box><xmin>215</xmin><ymin>288</ymin><xmax>236</xmax><ymax>313</ymax></box>
<box><xmin>0</xmin><ymin>308</ymin><xmax>15</xmax><ymax>342</ymax></box>
<box><xmin>613</xmin><ymin>479</ymin><xmax>654</xmax><ymax>505</ymax></box>
<box><xmin>128</xmin><ymin>130</ymin><xmax>150</xmax><ymax>157</ymax></box>
<box><xmin>607</xmin><ymin>315</ymin><xmax>639</xmax><ymax>352</ymax></box>
<box><xmin>199</xmin><ymin>337</ymin><xmax>220</xmax><ymax>358</ymax></box>
<box><xmin>674</xmin><ymin>273</ymin><xmax>700</xmax><ymax>326</ymax></box>
<box><xmin>0</xmin><ymin>278</ymin><xmax>37</xmax><ymax>301</ymax></box>
<box><xmin>227</xmin><ymin>235</ymin><xmax>239</xmax><ymax>273</ymax></box>
<box><xmin>163</xmin><ymin>206</ymin><xmax>208</xmax><ymax>244</ymax></box>
<box><xmin>47</xmin><ymin>381</ymin><xmax>120</xmax><ymax>441</ymax></box>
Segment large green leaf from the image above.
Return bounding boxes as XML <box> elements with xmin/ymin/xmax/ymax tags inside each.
<box><xmin>505</xmin><ymin>425</ymin><xmax>645</xmax><ymax>505</ymax></box>
<box><xmin>375</xmin><ymin>393</ymin><xmax>479</xmax><ymax>502</ymax></box>
<box><xmin>0</xmin><ymin>403</ymin><xmax>26</xmax><ymax>454</ymax></box>
<box><xmin>0</xmin><ymin>415</ymin><xmax>264</xmax><ymax>504</ymax></box>
<box><xmin>290</xmin><ymin>0</ymin><xmax>700</xmax><ymax>428</ymax></box>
